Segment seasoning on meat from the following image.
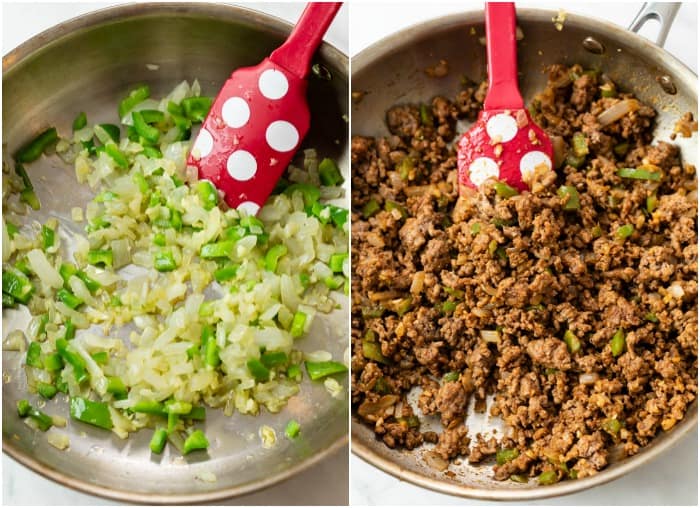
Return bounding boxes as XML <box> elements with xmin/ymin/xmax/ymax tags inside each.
<box><xmin>351</xmin><ymin>63</ymin><xmax>697</xmax><ymax>482</ymax></box>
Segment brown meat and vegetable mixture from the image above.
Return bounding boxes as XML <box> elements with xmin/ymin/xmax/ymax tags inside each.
<box><xmin>351</xmin><ymin>64</ymin><xmax>697</xmax><ymax>484</ymax></box>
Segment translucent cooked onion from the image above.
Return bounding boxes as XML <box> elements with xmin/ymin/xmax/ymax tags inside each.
<box><xmin>3</xmin><ymin>330</ymin><xmax>26</xmax><ymax>352</ymax></box>
<box><xmin>597</xmin><ymin>99</ymin><xmax>640</xmax><ymax>127</ymax></box>
<box><xmin>358</xmin><ymin>394</ymin><xmax>399</xmax><ymax>418</ymax></box>
<box><xmin>579</xmin><ymin>373</ymin><xmax>599</xmax><ymax>385</ymax></box>
<box><xmin>480</xmin><ymin>329</ymin><xmax>500</xmax><ymax>343</ymax></box>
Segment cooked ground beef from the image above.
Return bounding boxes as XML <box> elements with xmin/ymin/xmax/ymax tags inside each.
<box><xmin>351</xmin><ymin>64</ymin><xmax>698</xmax><ymax>484</ymax></box>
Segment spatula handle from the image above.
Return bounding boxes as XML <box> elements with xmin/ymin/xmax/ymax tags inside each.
<box><xmin>483</xmin><ymin>2</ymin><xmax>524</xmax><ymax>110</ymax></box>
<box><xmin>270</xmin><ymin>2</ymin><xmax>342</xmax><ymax>79</ymax></box>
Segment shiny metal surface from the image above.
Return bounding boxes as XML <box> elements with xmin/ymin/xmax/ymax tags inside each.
<box><xmin>2</xmin><ymin>3</ymin><xmax>348</xmax><ymax>504</ymax></box>
<box><xmin>351</xmin><ymin>8</ymin><xmax>697</xmax><ymax>500</ymax></box>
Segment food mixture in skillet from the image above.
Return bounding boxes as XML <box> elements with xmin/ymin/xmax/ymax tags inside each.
<box><xmin>351</xmin><ymin>64</ymin><xmax>697</xmax><ymax>484</ymax></box>
<box><xmin>3</xmin><ymin>81</ymin><xmax>348</xmax><ymax>457</ymax></box>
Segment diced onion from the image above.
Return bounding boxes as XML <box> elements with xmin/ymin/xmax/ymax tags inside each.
<box><xmin>597</xmin><ymin>99</ymin><xmax>640</xmax><ymax>127</ymax></box>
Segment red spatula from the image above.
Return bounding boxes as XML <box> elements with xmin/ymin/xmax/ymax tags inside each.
<box><xmin>457</xmin><ymin>2</ymin><xmax>553</xmax><ymax>192</ymax></box>
<box><xmin>187</xmin><ymin>2</ymin><xmax>342</xmax><ymax>215</ymax></box>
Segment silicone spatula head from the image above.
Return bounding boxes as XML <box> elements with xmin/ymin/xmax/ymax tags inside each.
<box><xmin>186</xmin><ymin>2</ymin><xmax>341</xmax><ymax>216</ymax></box>
<box><xmin>457</xmin><ymin>2</ymin><xmax>553</xmax><ymax>193</ymax></box>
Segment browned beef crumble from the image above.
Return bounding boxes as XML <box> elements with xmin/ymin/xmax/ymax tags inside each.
<box><xmin>351</xmin><ymin>64</ymin><xmax>698</xmax><ymax>484</ymax></box>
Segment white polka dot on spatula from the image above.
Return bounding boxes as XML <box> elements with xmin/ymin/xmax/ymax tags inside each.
<box><xmin>469</xmin><ymin>157</ymin><xmax>500</xmax><ymax>187</ymax></box>
<box><xmin>226</xmin><ymin>150</ymin><xmax>257</xmax><ymax>181</ymax></box>
<box><xmin>222</xmin><ymin>97</ymin><xmax>250</xmax><ymax>128</ymax></box>
<box><xmin>519</xmin><ymin>150</ymin><xmax>552</xmax><ymax>180</ymax></box>
<box><xmin>237</xmin><ymin>201</ymin><xmax>260</xmax><ymax>216</ymax></box>
<box><xmin>191</xmin><ymin>129</ymin><xmax>213</xmax><ymax>159</ymax></box>
<box><xmin>486</xmin><ymin>113</ymin><xmax>518</xmax><ymax>143</ymax></box>
<box><xmin>265</xmin><ymin>121</ymin><xmax>299</xmax><ymax>152</ymax></box>
<box><xmin>258</xmin><ymin>69</ymin><xmax>289</xmax><ymax>100</ymax></box>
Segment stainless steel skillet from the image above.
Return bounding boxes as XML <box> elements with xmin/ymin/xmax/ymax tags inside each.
<box><xmin>3</xmin><ymin>3</ymin><xmax>348</xmax><ymax>503</ymax></box>
<box><xmin>351</xmin><ymin>3</ymin><xmax>697</xmax><ymax>500</ymax></box>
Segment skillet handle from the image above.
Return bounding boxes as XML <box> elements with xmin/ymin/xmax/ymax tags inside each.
<box><xmin>628</xmin><ymin>2</ymin><xmax>680</xmax><ymax>47</ymax></box>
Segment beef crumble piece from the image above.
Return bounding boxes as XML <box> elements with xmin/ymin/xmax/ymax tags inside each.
<box><xmin>351</xmin><ymin>64</ymin><xmax>697</xmax><ymax>484</ymax></box>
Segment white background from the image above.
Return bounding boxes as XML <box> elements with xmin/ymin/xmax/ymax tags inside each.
<box><xmin>1</xmin><ymin>1</ymin><xmax>348</xmax><ymax>506</ymax></box>
<box><xmin>349</xmin><ymin>1</ymin><xmax>698</xmax><ymax>506</ymax></box>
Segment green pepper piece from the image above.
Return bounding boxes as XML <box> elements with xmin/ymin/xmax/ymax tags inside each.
<box><xmin>646</xmin><ymin>192</ymin><xmax>658</xmax><ymax>214</ymax></box>
<box><xmin>182</xmin><ymin>97</ymin><xmax>213</xmax><ymax>122</ymax></box>
<box><xmin>3</xmin><ymin>267</ymin><xmax>34</xmax><ymax>304</ymax></box>
<box><xmin>63</xmin><ymin>319</ymin><xmax>76</xmax><ymax>341</ymax></box>
<box><xmin>565</xmin><ymin>152</ymin><xmax>586</xmax><ymax>169</ymax></box>
<box><xmin>142</xmin><ymin>146</ymin><xmax>162</xmax><ymax>159</ymax></box>
<box><xmin>290</xmin><ymin>311</ymin><xmax>307</xmax><ymax>338</ymax></box>
<box><xmin>17</xmin><ymin>399</ymin><xmax>31</xmax><ymax>417</ymax></box>
<box><xmin>91</xmin><ymin>351</ymin><xmax>109</xmax><ymax>365</ymax></box>
<box><xmin>118</xmin><ymin>85</ymin><xmax>150</xmax><ymax>118</ymax></box>
<box><xmin>571</xmin><ymin>132</ymin><xmax>589</xmax><ymax>158</ymax></box>
<box><xmin>304</xmin><ymin>360</ymin><xmax>347</xmax><ymax>381</ymax></box>
<box><xmin>510</xmin><ymin>474</ymin><xmax>529</xmax><ymax>483</ymax></box>
<box><xmin>443</xmin><ymin>371</ymin><xmax>459</xmax><ymax>382</ymax></box>
<box><xmin>204</xmin><ymin>333</ymin><xmax>220</xmax><ymax>368</ymax></box>
<box><xmin>263</xmin><ymin>244</ymin><xmax>287</xmax><ymax>273</ymax></box>
<box><xmin>164</xmin><ymin>400</ymin><xmax>193</xmax><ymax>415</ymax></box>
<box><xmin>362</xmin><ymin>198</ymin><xmax>380</xmax><ymax>218</ymax></box>
<box><xmin>600</xmin><ymin>83</ymin><xmax>617</xmax><ymax>98</ymax></box>
<box><xmin>43</xmin><ymin>353</ymin><xmax>63</xmax><ymax>371</ymax></box>
<box><xmin>26</xmin><ymin>342</ymin><xmax>43</xmax><ymax>368</ymax></box>
<box><xmin>70</xmin><ymin>396</ymin><xmax>113</xmax><ymax>430</ymax></box>
<box><xmin>645</xmin><ymin>312</ymin><xmax>659</xmax><ymax>323</ymax></box>
<box><xmin>140</xmin><ymin>109</ymin><xmax>165</xmax><ymax>124</ymax></box>
<box><xmin>284</xmin><ymin>183</ymin><xmax>321</xmax><ymax>207</ymax></box>
<box><xmin>363</xmin><ymin>340</ymin><xmax>390</xmax><ymax>364</ymax></box>
<box><xmin>538</xmin><ymin>470</ymin><xmax>558</xmax><ymax>485</ymax></box>
<box><xmin>131</xmin><ymin>400</ymin><xmax>165</xmax><ymax>415</ymax></box>
<box><xmin>285</xmin><ymin>419</ymin><xmax>301</xmax><ymax>439</ymax></box>
<box><xmin>56</xmin><ymin>338</ymin><xmax>89</xmax><ymax>384</ymax></box>
<box><xmin>611</xmin><ymin>328</ymin><xmax>626</xmax><ymax>357</ymax></box>
<box><xmin>36</xmin><ymin>382</ymin><xmax>58</xmax><ymax>399</ymax></box>
<box><xmin>563</xmin><ymin>329</ymin><xmax>581</xmax><ymax>354</ymax></box>
<box><xmin>557</xmin><ymin>185</ymin><xmax>580</xmax><ymax>211</ymax></box>
<box><xmin>98</xmin><ymin>124</ymin><xmax>121</xmax><ymax>143</ymax></box>
<box><xmin>184</xmin><ymin>406</ymin><xmax>206</xmax><ymax>421</ymax></box>
<box><xmin>87</xmin><ymin>249</ymin><xmax>113</xmax><ymax>267</ymax></box>
<box><xmin>41</xmin><ymin>224</ymin><xmax>55</xmax><ymax>251</ymax></box>
<box><xmin>57</xmin><ymin>288</ymin><xmax>83</xmax><ymax>309</ymax></box>
<box><xmin>420</xmin><ymin>103</ymin><xmax>433</xmax><ymax>126</ymax></box>
<box><xmin>318</xmin><ymin>158</ymin><xmax>344</xmax><ymax>186</ymax></box>
<box><xmin>329</xmin><ymin>253</ymin><xmax>347</xmax><ymax>273</ymax></box>
<box><xmin>286</xmin><ymin>363</ymin><xmax>302</xmax><ymax>381</ymax></box>
<box><xmin>72</xmin><ymin>112</ymin><xmax>87</xmax><ymax>131</ymax></box>
<box><xmin>104</xmin><ymin>143</ymin><xmax>129</xmax><ymax>169</ymax></box>
<box><xmin>496</xmin><ymin>448</ymin><xmax>520</xmax><ymax>465</ymax></box>
<box><xmin>613</xmin><ymin>142</ymin><xmax>629</xmax><ymax>157</ymax></box>
<box><xmin>150</xmin><ymin>428</ymin><xmax>168</xmax><ymax>454</ymax></box>
<box><xmin>246</xmin><ymin>358</ymin><xmax>270</xmax><ymax>382</ymax></box>
<box><xmin>616</xmin><ymin>167</ymin><xmax>661</xmax><ymax>181</ymax></box>
<box><xmin>154</xmin><ymin>250</ymin><xmax>177</xmax><ymax>272</ymax></box>
<box><xmin>3</xmin><ymin>293</ymin><xmax>16</xmax><ymax>308</ymax></box>
<box><xmin>153</xmin><ymin>233</ymin><xmax>167</xmax><ymax>247</ymax></box>
<box><xmin>132</xmin><ymin>111</ymin><xmax>159</xmax><ymax>144</ymax></box>
<box><xmin>494</xmin><ymin>181</ymin><xmax>519</xmax><ymax>198</ymax></box>
<box><xmin>183</xmin><ymin>429</ymin><xmax>209</xmax><ymax>454</ymax></box>
<box><xmin>5</xmin><ymin>221</ymin><xmax>20</xmax><ymax>238</ymax></box>
<box><xmin>214</xmin><ymin>264</ymin><xmax>239</xmax><ymax>282</ymax></box>
<box><xmin>200</xmin><ymin>240</ymin><xmax>235</xmax><ymax>259</ymax></box>
<box><xmin>261</xmin><ymin>351</ymin><xmax>288</xmax><ymax>369</ymax></box>
<box><xmin>441</xmin><ymin>300</ymin><xmax>457</xmax><ymax>314</ymax></box>
<box><xmin>19</xmin><ymin>188</ymin><xmax>41</xmax><ymax>210</ymax></box>
<box><xmin>132</xmin><ymin>172</ymin><xmax>149</xmax><ymax>193</ymax></box>
<box><xmin>106</xmin><ymin>376</ymin><xmax>128</xmax><ymax>399</ymax></box>
<box><xmin>384</xmin><ymin>200</ymin><xmax>407</xmax><ymax>218</ymax></box>
<box><xmin>27</xmin><ymin>406</ymin><xmax>54</xmax><ymax>431</ymax></box>
<box><xmin>615</xmin><ymin>224</ymin><xmax>634</xmax><ymax>240</ymax></box>
<box><xmin>602</xmin><ymin>417</ymin><xmax>622</xmax><ymax>435</ymax></box>
<box><xmin>15</xmin><ymin>128</ymin><xmax>58</xmax><ymax>163</ymax></box>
